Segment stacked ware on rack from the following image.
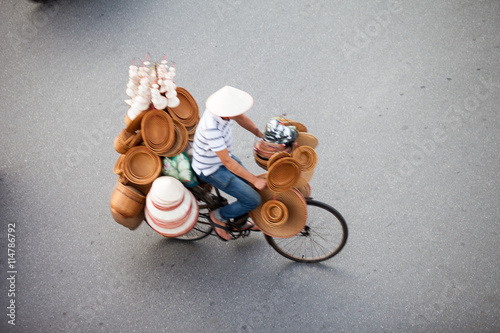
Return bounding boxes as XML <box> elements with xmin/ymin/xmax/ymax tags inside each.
<box><xmin>110</xmin><ymin>55</ymin><xmax>200</xmax><ymax>233</ymax></box>
<box><xmin>250</xmin><ymin>117</ymin><xmax>319</xmax><ymax>238</ymax></box>
<box><xmin>145</xmin><ymin>176</ymin><xmax>199</xmax><ymax>237</ymax></box>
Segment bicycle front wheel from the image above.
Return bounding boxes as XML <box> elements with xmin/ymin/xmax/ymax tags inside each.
<box><xmin>265</xmin><ymin>199</ymin><xmax>348</xmax><ymax>263</ymax></box>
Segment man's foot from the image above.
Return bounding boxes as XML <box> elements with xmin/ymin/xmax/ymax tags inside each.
<box><xmin>209</xmin><ymin>209</ymin><xmax>232</xmax><ymax>241</ymax></box>
<box><xmin>240</xmin><ymin>219</ymin><xmax>260</xmax><ymax>231</ymax></box>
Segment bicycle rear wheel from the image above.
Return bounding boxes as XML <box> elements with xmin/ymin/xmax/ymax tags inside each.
<box><xmin>174</xmin><ymin>202</ymin><xmax>214</xmax><ymax>241</ymax></box>
<box><xmin>265</xmin><ymin>199</ymin><xmax>348</xmax><ymax>263</ymax></box>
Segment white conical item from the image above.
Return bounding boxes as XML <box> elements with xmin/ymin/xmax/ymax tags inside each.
<box><xmin>138</xmin><ymin>67</ymin><xmax>148</xmax><ymax>78</ymax></box>
<box><xmin>159</xmin><ymin>86</ymin><xmax>168</xmax><ymax>94</ymax></box>
<box><xmin>138</xmin><ymin>85</ymin><xmax>151</xmax><ymax>97</ymax></box>
<box><xmin>130</xmin><ymin>75</ymin><xmax>140</xmax><ymax>84</ymax></box>
<box><xmin>126</xmin><ymin>88</ymin><xmax>137</xmax><ymax>98</ymax></box>
<box><xmin>127</xmin><ymin>81</ymin><xmax>139</xmax><ymax>89</ymax></box>
<box><xmin>134</xmin><ymin>101</ymin><xmax>150</xmax><ymax>112</ymax></box>
<box><xmin>125</xmin><ymin>99</ymin><xmax>133</xmax><ymax>106</ymax></box>
<box><xmin>169</xmin><ymin>67</ymin><xmax>176</xmax><ymax>72</ymax></box>
<box><xmin>167</xmin><ymin>97</ymin><xmax>180</xmax><ymax>108</ymax></box>
<box><xmin>153</xmin><ymin>96</ymin><xmax>168</xmax><ymax>110</ymax></box>
<box><xmin>165</xmin><ymin>80</ymin><xmax>176</xmax><ymax>89</ymax></box>
<box><xmin>135</xmin><ymin>95</ymin><xmax>148</xmax><ymax>105</ymax></box>
<box><xmin>127</xmin><ymin>107</ymin><xmax>141</xmax><ymax>120</ymax></box>
<box><xmin>166</xmin><ymin>90</ymin><xmax>177</xmax><ymax>99</ymax></box>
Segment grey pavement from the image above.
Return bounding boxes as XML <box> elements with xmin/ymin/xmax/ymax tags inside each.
<box><xmin>0</xmin><ymin>0</ymin><xmax>499</xmax><ymax>332</ymax></box>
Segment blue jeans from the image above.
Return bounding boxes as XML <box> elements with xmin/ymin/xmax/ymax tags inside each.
<box><xmin>197</xmin><ymin>156</ymin><xmax>261</xmax><ymax>220</ymax></box>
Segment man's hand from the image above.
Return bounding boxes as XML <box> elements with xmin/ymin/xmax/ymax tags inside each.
<box><xmin>253</xmin><ymin>177</ymin><xmax>267</xmax><ymax>190</ymax></box>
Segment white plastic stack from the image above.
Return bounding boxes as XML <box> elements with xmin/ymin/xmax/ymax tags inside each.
<box><xmin>144</xmin><ymin>176</ymin><xmax>199</xmax><ymax>237</ymax></box>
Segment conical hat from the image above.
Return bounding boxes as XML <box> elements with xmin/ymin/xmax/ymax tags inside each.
<box><xmin>205</xmin><ymin>86</ymin><xmax>253</xmax><ymax>117</ymax></box>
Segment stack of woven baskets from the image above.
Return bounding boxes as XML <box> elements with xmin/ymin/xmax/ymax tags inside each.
<box><xmin>110</xmin><ymin>57</ymin><xmax>200</xmax><ymax>232</ymax></box>
<box><xmin>250</xmin><ymin>118</ymin><xmax>319</xmax><ymax>238</ymax></box>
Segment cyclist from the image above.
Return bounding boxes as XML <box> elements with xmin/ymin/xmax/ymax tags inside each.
<box><xmin>191</xmin><ymin>86</ymin><xmax>266</xmax><ymax>241</ymax></box>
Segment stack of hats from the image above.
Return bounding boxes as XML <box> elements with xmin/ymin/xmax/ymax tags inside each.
<box><xmin>253</xmin><ymin>117</ymin><xmax>318</xmax><ymax>170</ymax></box>
<box><xmin>110</xmin><ymin>55</ymin><xmax>200</xmax><ymax>233</ymax></box>
<box><xmin>144</xmin><ymin>176</ymin><xmax>199</xmax><ymax>237</ymax></box>
<box><xmin>167</xmin><ymin>87</ymin><xmax>200</xmax><ymax>141</ymax></box>
<box><xmin>250</xmin><ymin>118</ymin><xmax>319</xmax><ymax>238</ymax></box>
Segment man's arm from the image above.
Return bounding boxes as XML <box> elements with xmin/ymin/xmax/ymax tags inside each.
<box><xmin>215</xmin><ymin>148</ymin><xmax>267</xmax><ymax>190</ymax></box>
<box><xmin>232</xmin><ymin>114</ymin><xmax>263</xmax><ymax>138</ymax></box>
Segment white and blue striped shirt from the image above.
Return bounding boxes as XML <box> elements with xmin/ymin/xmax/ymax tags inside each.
<box><xmin>191</xmin><ymin>110</ymin><xmax>234</xmax><ymax>176</ymax></box>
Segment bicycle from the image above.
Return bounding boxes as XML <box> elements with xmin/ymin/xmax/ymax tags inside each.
<box><xmin>169</xmin><ymin>181</ymin><xmax>348</xmax><ymax>263</ymax></box>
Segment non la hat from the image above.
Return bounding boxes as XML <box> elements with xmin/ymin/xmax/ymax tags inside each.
<box><xmin>206</xmin><ymin>85</ymin><xmax>254</xmax><ymax>117</ymax></box>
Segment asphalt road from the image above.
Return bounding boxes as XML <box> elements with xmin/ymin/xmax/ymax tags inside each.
<box><xmin>0</xmin><ymin>0</ymin><xmax>499</xmax><ymax>332</ymax></box>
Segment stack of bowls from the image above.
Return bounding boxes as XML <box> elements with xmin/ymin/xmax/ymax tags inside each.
<box><xmin>141</xmin><ymin>110</ymin><xmax>176</xmax><ymax>155</ymax></box>
<box><xmin>160</xmin><ymin>118</ymin><xmax>189</xmax><ymax>157</ymax></box>
<box><xmin>167</xmin><ymin>87</ymin><xmax>200</xmax><ymax>126</ymax></box>
<box><xmin>110</xmin><ymin>182</ymin><xmax>146</xmax><ymax>230</ymax></box>
<box><xmin>254</xmin><ymin>139</ymin><xmax>292</xmax><ymax>159</ymax></box>
<box><xmin>167</xmin><ymin>87</ymin><xmax>200</xmax><ymax>141</ymax></box>
<box><xmin>122</xmin><ymin>146</ymin><xmax>162</xmax><ymax>186</ymax></box>
<box><xmin>144</xmin><ymin>176</ymin><xmax>199</xmax><ymax>237</ymax></box>
<box><xmin>266</xmin><ymin>157</ymin><xmax>301</xmax><ymax>193</ymax></box>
